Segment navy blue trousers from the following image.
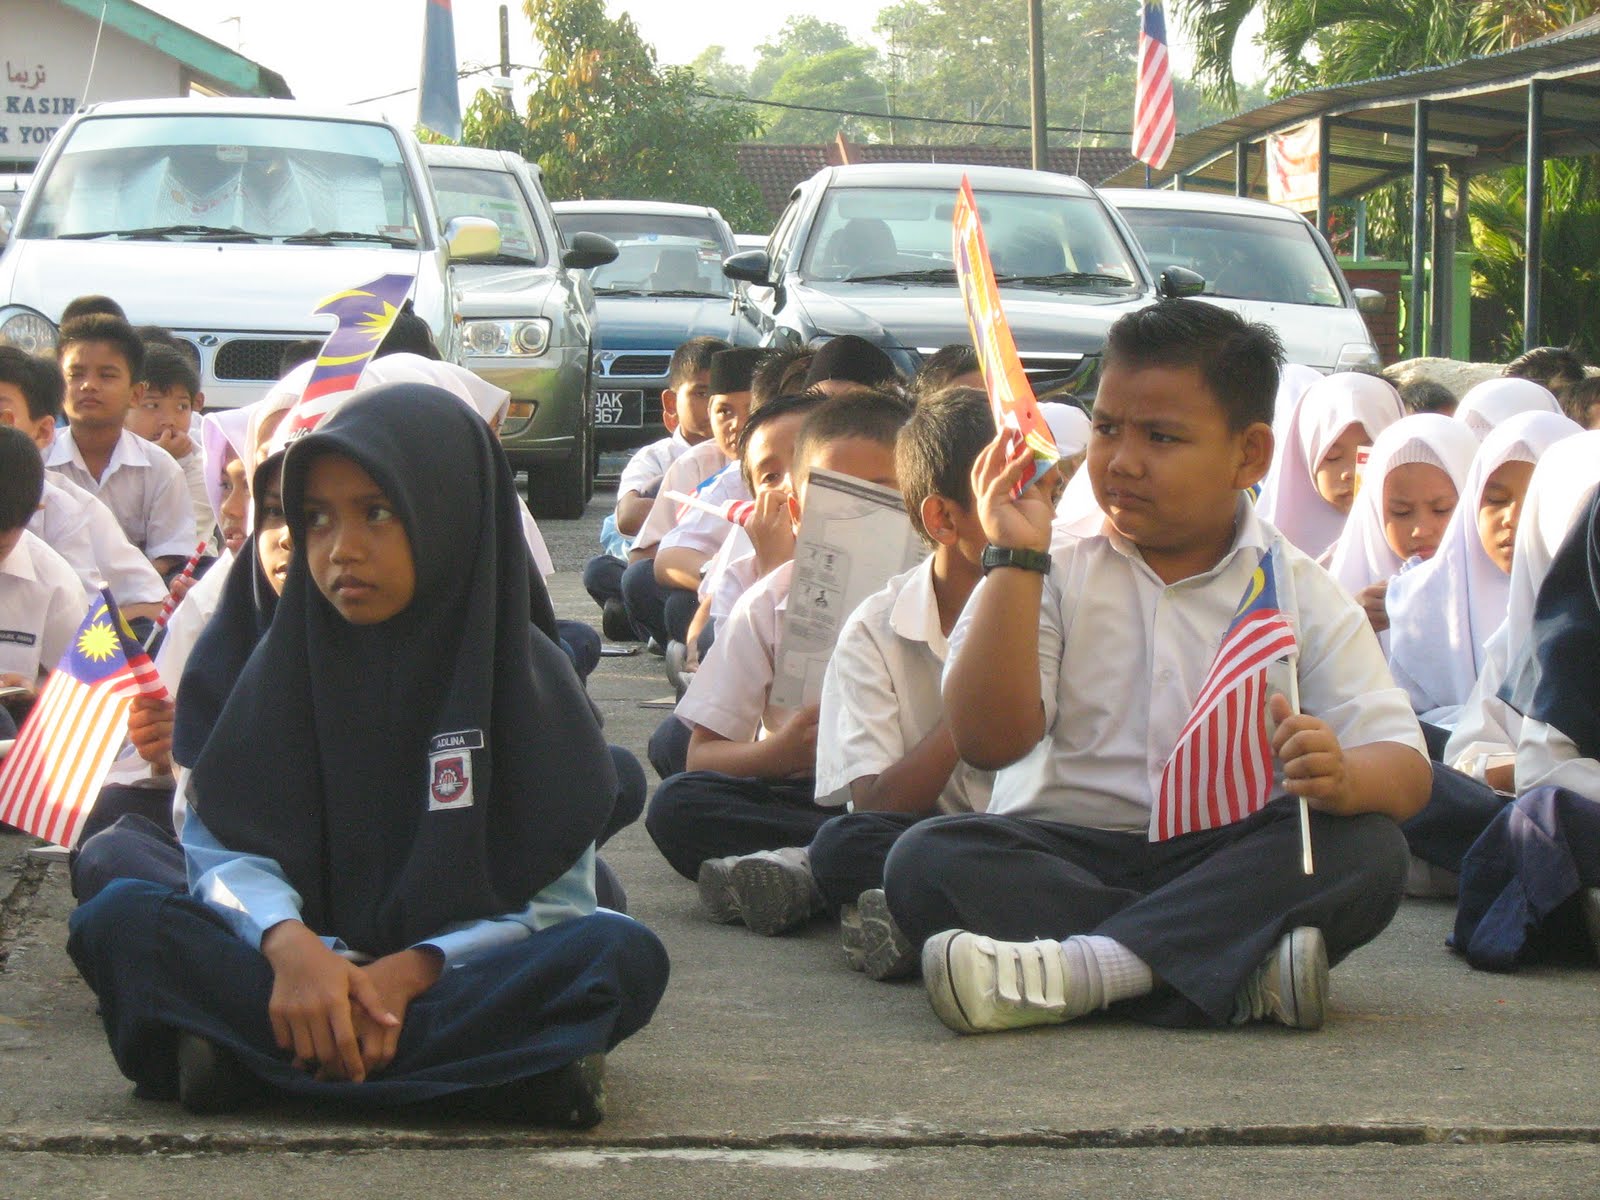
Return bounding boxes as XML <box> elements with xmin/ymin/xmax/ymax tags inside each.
<box><xmin>884</xmin><ymin>800</ymin><xmax>1409</xmax><ymax>1027</ymax></box>
<box><xmin>1402</xmin><ymin>763</ymin><xmax>1506</xmax><ymax>874</ymax></box>
<box><xmin>809</xmin><ymin>810</ymin><xmax>921</xmax><ymax>910</ymax></box>
<box><xmin>646</xmin><ymin>771</ymin><xmax>832</xmax><ymax>880</ymax></box>
<box><xmin>1455</xmin><ymin>786</ymin><xmax>1600</xmax><ymax>971</ymax></box>
<box><xmin>620</xmin><ymin>559</ymin><xmax>696</xmax><ymax>647</ymax></box>
<box><xmin>582</xmin><ymin>553</ymin><xmax>626</xmax><ymax>610</ymax></box>
<box><xmin>68</xmin><ymin>879</ymin><xmax>669</xmax><ymax>1108</ymax></box>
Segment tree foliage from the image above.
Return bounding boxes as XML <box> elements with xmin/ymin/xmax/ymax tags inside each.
<box><xmin>449</xmin><ymin>0</ymin><xmax>768</xmax><ymax>231</ymax></box>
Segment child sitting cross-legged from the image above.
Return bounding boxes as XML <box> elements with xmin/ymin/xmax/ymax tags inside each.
<box><xmin>890</xmin><ymin>300</ymin><xmax>1431</xmax><ymax>1034</ymax></box>
<box><xmin>644</xmin><ymin>391</ymin><xmax>911</xmax><ymax>908</ymax></box>
<box><xmin>704</xmin><ymin>387</ymin><xmax>998</xmax><ymax>977</ymax></box>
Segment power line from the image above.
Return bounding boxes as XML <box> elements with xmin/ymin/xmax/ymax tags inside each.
<box><xmin>693</xmin><ymin>88</ymin><xmax>1131</xmax><ymax>137</ymax></box>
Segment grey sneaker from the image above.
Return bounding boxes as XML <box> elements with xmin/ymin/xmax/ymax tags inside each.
<box><xmin>696</xmin><ymin>855</ymin><xmax>743</xmax><ymax>924</ymax></box>
<box><xmin>665</xmin><ymin>640</ymin><xmax>692</xmax><ymax>699</ymax></box>
<box><xmin>840</xmin><ymin>889</ymin><xmax>917</xmax><ymax>980</ymax></box>
<box><xmin>729</xmin><ymin>846</ymin><xmax>820</xmax><ymax>936</ymax></box>
<box><xmin>1234</xmin><ymin>926</ymin><xmax>1329</xmax><ymax>1030</ymax></box>
<box><xmin>922</xmin><ymin>929</ymin><xmax>1088</xmax><ymax>1034</ymax></box>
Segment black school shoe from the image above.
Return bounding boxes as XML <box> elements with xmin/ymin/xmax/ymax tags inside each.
<box><xmin>602</xmin><ymin>597</ymin><xmax>639</xmax><ymax>643</ymax></box>
<box><xmin>448</xmin><ymin>1054</ymin><xmax>608</xmax><ymax>1128</ymax></box>
<box><xmin>176</xmin><ymin>1032</ymin><xmax>264</xmax><ymax>1114</ymax></box>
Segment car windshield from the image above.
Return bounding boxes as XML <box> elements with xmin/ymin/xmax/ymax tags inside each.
<box><xmin>799</xmin><ymin>186</ymin><xmax>1140</xmax><ymax>290</ymax></box>
<box><xmin>428</xmin><ymin>164</ymin><xmax>545</xmax><ymax>264</ymax></box>
<box><xmin>1118</xmin><ymin>207</ymin><xmax>1346</xmax><ymax>307</ymax></box>
<box><xmin>19</xmin><ymin>114</ymin><xmax>425</xmax><ymax>245</ymax></box>
<box><xmin>555</xmin><ymin>212</ymin><xmax>731</xmax><ymax>296</ymax></box>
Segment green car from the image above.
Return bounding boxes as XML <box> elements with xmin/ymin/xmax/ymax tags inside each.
<box><xmin>423</xmin><ymin>144</ymin><xmax>616</xmax><ymax>519</ymax></box>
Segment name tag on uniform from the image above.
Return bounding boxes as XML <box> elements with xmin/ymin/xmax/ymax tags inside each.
<box><xmin>428</xmin><ymin>729</ymin><xmax>483</xmax><ymax>810</ymax></box>
<box><xmin>0</xmin><ymin>630</ymin><xmax>37</xmax><ymax>647</ymax></box>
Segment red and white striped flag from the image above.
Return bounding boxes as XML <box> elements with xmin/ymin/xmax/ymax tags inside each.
<box><xmin>0</xmin><ymin>591</ymin><xmax>168</xmax><ymax>848</ymax></box>
<box><xmin>1134</xmin><ymin>1</ymin><xmax>1177</xmax><ymax>170</ymax></box>
<box><xmin>1151</xmin><ymin>551</ymin><xmax>1298</xmax><ymax>841</ymax></box>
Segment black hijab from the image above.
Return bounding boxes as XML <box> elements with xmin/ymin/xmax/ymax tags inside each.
<box><xmin>1500</xmin><ymin>488</ymin><xmax>1600</xmax><ymax>761</ymax></box>
<box><xmin>185</xmin><ymin>385</ymin><xmax>615</xmax><ymax>956</ymax></box>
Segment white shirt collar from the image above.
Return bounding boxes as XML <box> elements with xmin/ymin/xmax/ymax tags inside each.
<box><xmin>888</xmin><ymin>555</ymin><xmax>949</xmax><ymax>660</ymax></box>
<box><xmin>46</xmin><ymin>427</ymin><xmax>152</xmax><ymax>476</ymax></box>
<box><xmin>1092</xmin><ymin>494</ymin><xmax>1268</xmax><ymax>586</ymax></box>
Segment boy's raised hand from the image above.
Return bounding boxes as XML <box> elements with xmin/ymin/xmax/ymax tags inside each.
<box><xmin>153</xmin><ymin>427</ymin><xmax>193</xmax><ymax>460</ymax></box>
<box><xmin>971</xmin><ymin>431</ymin><xmax>1055</xmax><ymax>553</ymax></box>
<box><xmin>747</xmin><ymin>489</ymin><xmax>798</xmax><ymax>575</ymax></box>
<box><xmin>1269</xmin><ymin>692</ymin><xmax>1354</xmax><ymax>814</ymax></box>
<box><xmin>262</xmin><ymin>919</ymin><xmax>399</xmax><ymax>1083</ymax></box>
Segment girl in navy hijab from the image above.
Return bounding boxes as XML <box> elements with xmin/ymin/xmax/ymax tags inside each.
<box><xmin>1454</xmin><ymin>486</ymin><xmax>1600</xmax><ymax>970</ymax></box>
<box><xmin>68</xmin><ymin>386</ymin><xmax>669</xmax><ymax>1123</ymax></box>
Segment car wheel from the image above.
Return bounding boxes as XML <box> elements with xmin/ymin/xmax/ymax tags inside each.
<box><xmin>525</xmin><ymin>417</ymin><xmax>592</xmax><ymax>520</ymax></box>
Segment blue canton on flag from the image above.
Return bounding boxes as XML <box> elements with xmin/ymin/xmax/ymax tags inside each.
<box><xmin>0</xmin><ymin>591</ymin><xmax>167</xmax><ymax>848</ymax></box>
<box><xmin>1152</xmin><ymin>550</ymin><xmax>1299</xmax><ymax>841</ymax></box>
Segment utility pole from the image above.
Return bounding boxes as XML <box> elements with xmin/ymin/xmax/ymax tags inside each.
<box><xmin>1027</xmin><ymin>0</ymin><xmax>1048</xmax><ymax>169</ymax></box>
<box><xmin>497</xmin><ymin>5</ymin><xmax>514</xmax><ymax>112</ymax></box>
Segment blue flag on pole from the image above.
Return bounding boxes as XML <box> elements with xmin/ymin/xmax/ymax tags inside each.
<box><xmin>420</xmin><ymin>0</ymin><xmax>462</xmax><ymax>141</ymax></box>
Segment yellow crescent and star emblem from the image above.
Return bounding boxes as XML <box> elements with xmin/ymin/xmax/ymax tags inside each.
<box><xmin>1233</xmin><ymin>566</ymin><xmax>1267</xmax><ymax>619</ymax></box>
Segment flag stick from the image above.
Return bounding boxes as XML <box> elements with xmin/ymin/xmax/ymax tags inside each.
<box><xmin>145</xmin><ymin>541</ymin><xmax>208</xmax><ymax>650</ymax></box>
<box><xmin>1286</xmin><ymin>659</ymin><xmax>1314</xmax><ymax>875</ymax></box>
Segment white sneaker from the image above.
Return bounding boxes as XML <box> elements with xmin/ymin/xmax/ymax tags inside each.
<box><xmin>696</xmin><ymin>856</ymin><xmax>743</xmax><ymax>924</ymax></box>
<box><xmin>729</xmin><ymin>846</ymin><xmax>820</xmax><ymax>936</ymax></box>
<box><xmin>922</xmin><ymin>930</ymin><xmax>1092</xmax><ymax>1034</ymax></box>
<box><xmin>840</xmin><ymin>889</ymin><xmax>917</xmax><ymax>980</ymax></box>
<box><xmin>1233</xmin><ymin>926</ymin><xmax>1329</xmax><ymax>1030</ymax></box>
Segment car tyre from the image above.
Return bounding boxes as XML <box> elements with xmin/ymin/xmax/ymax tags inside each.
<box><xmin>526</xmin><ymin>416</ymin><xmax>593</xmax><ymax>520</ymax></box>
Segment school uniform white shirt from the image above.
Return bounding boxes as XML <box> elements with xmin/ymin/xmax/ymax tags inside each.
<box><xmin>0</xmin><ymin>531</ymin><xmax>86</xmax><ymax>681</ymax></box>
<box><xmin>816</xmin><ymin>556</ymin><xmax>992</xmax><ymax>814</ymax></box>
<box><xmin>700</xmin><ymin>527</ymin><xmax>760</xmax><ymax>634</ymax></box>
<box><xmin>675</xmin><ymin>559</ymin><xmax>794</xmax><ymax>742</ymax></box>
<box><xmin>617</xmin><ymin>430</ymin><xmax>691</xmax><ymax>498</ymax></box>
<box><xmin>658</xmin><ymin>463</ymin><xmax>747</xmax><ymax>559</ymax></box>
<box><xmin>632</xmin><ymin>439</ymin><xmax>733</xmax><ymax>555</ymax></box>
<box><xmin>33</xmin><ymin>477</ymin><xmax>167</xmax><ymax>604</ymax></box>
<box><xmin>175</xmin><ymin>442</ymin><xmax>216</xmax><ymax>547</ymax></box>
<box><xmin>1515</xmin><ymin>719</ymin><xmax>1600</xmax><ymax>803</ymax></box>
<box><xmin>46</xmin><ymin>428</ymin><xmax>196</xmax><ymax>561</ymax></box>
<box><xmin>951</xmin><ymin>499</ymin><xmax>1426</xmax><ymax>831</ymax></box>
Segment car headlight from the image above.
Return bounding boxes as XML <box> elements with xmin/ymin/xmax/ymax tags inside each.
<box><xmin>461</xmin><ymin>318</ymin><xmax>551</xmax><ymax>358</ymax></box>
<box><xmin>0</xmin><ymin>306</ymin><xmax>58</xmax><ymax>356</ymax></box>
<box><xmin>1334</xmin><ymin>342</ymin><xmax>1381</xmax><ymax>371</ymax></box>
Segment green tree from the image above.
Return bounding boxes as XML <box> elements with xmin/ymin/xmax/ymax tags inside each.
<box><xmin>450</xmin><ymin>0</ymin><xmax>768</xmax><ymax>231</ymax></box>
<box><xmin>688</xmin><ymin>45</ymin><xmax>752</xmax><ymax>97</ymax></box>
<box><xmin>762</xmin><ymin>46</ymin><xmax>888</xmax><ymax>142</ymax></box>
<box><xmin>750</xmin><ymin>17</ymin><xmax>861</xmax><ymax>96</ymax></box>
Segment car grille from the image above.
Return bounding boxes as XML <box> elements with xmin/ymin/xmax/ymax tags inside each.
<box><xmin>602</xmin><ymin>352</ymin><xmax>673</xmax><ymax>378</ymax></box>
<box><xmin>213</xmin><ymin>338</ymin><xmax>295</xmax><ymax>382</ymax></box>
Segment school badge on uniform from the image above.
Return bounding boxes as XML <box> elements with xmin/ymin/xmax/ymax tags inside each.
<box><xmin>427</xmin><ymin>729</ymin><xmax>483</xmax><ymax>811</ymax></box>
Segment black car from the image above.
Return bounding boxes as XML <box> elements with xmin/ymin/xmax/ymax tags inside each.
<box><xmin>553</xmin><ymin>200</ymin><xmax>760</xmax><ymax>451</ymax></box>
<box><xmin>722</xmin><ymin>163</ymin><xmax>1202</xmax><ymax>400</ymax></box>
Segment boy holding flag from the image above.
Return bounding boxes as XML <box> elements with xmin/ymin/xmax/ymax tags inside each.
<box><xmin>888</xmin><ymin>300</ymin><xmax>1430</xmax><ymax>1033</ymax></box>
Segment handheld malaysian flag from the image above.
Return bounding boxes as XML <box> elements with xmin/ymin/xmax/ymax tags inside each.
<box><xmin>1133</xmin><ymin>1</ymin><xmax>1177</xmax><ymax>170</ymax></box>
<box><xmin>0</xmin><ymin>591</ymin><xmax>168</xmax><ymax>848</ymax></box>
<box><xmin>1152</xmin><ymin>549</ymin><xmax>1298</xmax><ymax>843</ymax></box>
<box><xmin>279</xmin><ymin>273</ymin><xmax>416</xmax><ymax>443</ymax></box>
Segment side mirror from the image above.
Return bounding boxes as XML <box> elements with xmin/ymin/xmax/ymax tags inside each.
<box><xmin>1158</xmin><ymin>265</ymin><xmax>1206</xmax><ymax>299</ymax></box>
<box><xmin>1352</xmin><ymin>288</ymin><xmax>1387</xmax><ymax>315</ymax></box>
<box><xmin>561</xmin><ymin>231</ymin><xmax>618</xmax><ymax>271</ymax></box>
<box><xmin>444</xmin><ymin>215</ymin><xmax>500</xmax><ymax>260</ymax></box>
<box><xmin>723</xmin><ymin>249</ymin><xmax>773</xmax><ymax>286</ymax></box>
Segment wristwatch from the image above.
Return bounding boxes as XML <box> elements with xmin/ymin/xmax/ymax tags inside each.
<box><xmin>981</xmin><ymin>544</ymin><xmax>1052</xmax><ymax>575</ymax></box>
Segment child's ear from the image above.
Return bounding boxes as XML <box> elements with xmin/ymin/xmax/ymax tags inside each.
<box><xmin>660</xmin><ymin>388</ymin><xmax>678</xmax><ymax>419</ymax></box>
<box><xmin>920</xmin><ymin>494</ymin><xmax>958</xmax><ymax>546</ymax></box>
<box><xmin>1232</xmin><ymin>421</ymin><xmax>1274</xmax><ymax>492</ymax></box>
<box><xmin>29</xmin><ymin>415</ymin><xmax>55</xmax><ymax>450</ymax></box>
<box><xmin>191</xmin><ymin>391</ymin><xmax>205</xmax><ymax>413</ymax></box>
<box><xmin>129</xmin><ymin>380</ymin><xmax>146</xmax><ymax>405</ymax></box>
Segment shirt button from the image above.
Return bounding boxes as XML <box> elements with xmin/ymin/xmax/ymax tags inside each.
<box><xmin>1158</xmin><ymin>668</ymin><xmax>1175</xmax><ymax>684</ymax></box>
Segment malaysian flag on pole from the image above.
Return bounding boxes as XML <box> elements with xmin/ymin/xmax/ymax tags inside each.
<box><xmin>0</xmin><ymin>591</ymin><xmax>168</xmax><ymax>848</ymax></box>
<box><xmin>1151</xmin><ymin>550</ymin><xmax>1298</xmax><ymax>841</ymax></box>
<box><xmin>1133</xmin><ymin>1</ymin><xmax>1177</xmax><ymax>170</ymax></box>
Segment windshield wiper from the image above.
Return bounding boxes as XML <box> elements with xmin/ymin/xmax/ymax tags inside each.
<box><xmin>645</xmin><ymin>288</ymin><xmax>729</xmax><ymax>299</ymax></box>
<box><xmin>997</xmin><ymin>270</ymin><xmax>1133</xmax><ymax>289</ymax></box>
<box><xmin>465</xmin><ymin>251</ymin><xmax>542</xmax><ymax>266</ymax></box>
<box><xmin>283</xmin><ymin>229</ymin><xmax>419</xmax><ymax>248</ymax></box>
<box><xmin>59</xmin><ymin>223</ymin><xmax>267</xmax><ymax>242</ymax></box>
<box><xmin>843</xmin><ymin>268</ymin><xmax>958</xmax><ymax>284</ymax></box>
<box><xmin>593</xmin><ymin>286</ymin><xmax>645</xmax><ymax>297</ymax></box>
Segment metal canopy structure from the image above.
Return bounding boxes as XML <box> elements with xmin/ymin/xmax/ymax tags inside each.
<box><xmin>1102</xmin><ymin>21</ymin><xmax>1600</xmax><ymax>354</ymax></box>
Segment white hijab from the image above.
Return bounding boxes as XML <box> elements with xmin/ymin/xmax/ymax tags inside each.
<box><xmin>1388</xmin><ymin>410</ymin><xmax>1583</xmax><ymax>722</ymax></box>
<box><xmin>1454</xmin><ymin>377</ymin><xmax>1561</xmax><ymax>440</ymax></box>
<box><xmin>1325</xmin><ymin>414</ymin><xmax>1480</xmax><ymax>600</ymax></box>
<box><xmin>1443</xmin><ymin>429</ymin><xmax>1600</xmax><ymax>770</ymax></box>
<box><xmin>198</xmin><ymin>405</ymin><xmax>254</xmax><ymax>527</ymax></box>
<box><xmin>1256</xmin><ymin>372</ymin><xmax>1404</xmax><ymax>558</ymax></box>
<box><xmin>1272</xmin><ymin>362</ymin><xmax>1324</xmax><ymax>443</ymax></box>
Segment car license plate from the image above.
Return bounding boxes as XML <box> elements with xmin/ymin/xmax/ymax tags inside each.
<box><xmin>594</xmin><ymin>389</ymin><xmax>645</xmax><ymax>428</ymax></box>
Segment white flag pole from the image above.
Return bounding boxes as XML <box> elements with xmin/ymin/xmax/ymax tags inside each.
<box><xmin>1286</xmin><ymin>657</ymin><xmax>1314</xmax><ymax>875</ymax></box>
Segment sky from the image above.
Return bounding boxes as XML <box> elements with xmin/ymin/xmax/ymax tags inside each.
<box><xmin>140</xmin><ymin>0</ymin><xmax>1250</xmax><ymax>130</ymax></box>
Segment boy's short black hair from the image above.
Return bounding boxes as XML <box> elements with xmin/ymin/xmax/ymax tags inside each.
<box><xmin>735</xmin><ymin>389</ymin><xmax>827</xmax><ymax>492</ymax></box>
<box><xmin>1398</xmin><ymin>377</ymin><xmax>1456</xmax><ymax>415</ymax></box>
<box><xmin>914</xmin><ymin>344</ymin><xmax>981</xmax><ymax>398</ymax></box>
<box><xmin>142</xmin><ymin>344</ymin><xmax>200</xmax><ymax>397</ymax></box>
<box><xmin>1504</xmin><ymin>345</ymin><xmax>1586</xmax><ymax>396</ymax></box>
<box><xmin>751</xmin><ymin>348</ymin><xmax>811</xmax><ymax>410</ymax></box>
<box><xmin>667</xmin><ymin>336</ymin><xmax>731</xmax><ymax>389</ymax></box>
<box><xmin>791</xmin><ymin>389</ymin><xmax>914</xmax><ymax>487</ymax></box>
<box><xmin>896</xmin><ymin>386</ymin><xmax>996</xmax><ymax>543</ymax></box>
<box><xmin>0</xmin><ymin>345</ymin><xmax>62</xmax><ymax>421</ymax></box>
<box><xmin>57</xmin><ymin>314</ymin><xmax>145</xmax><ymax>380</ymax></box>
<box><xmin>60</xmin><ymin>294</ymin><xmax>127</xmax><ymax>324</ymax></box>
<box><xmin>1101</xmin><ymin>299</ymin><xmax>1282</xmax><ymax>430</ymax></box>
<box><xmin>376</xmin><ymin>302</ymin><xmax>441</xmax><ymax>360</ymax></box>
<box><xmin>0</xmin><ymin>424</ymin><xmax>44</xmax><ymax>531</ymax></box>
<box><xmin>135</xmin><ymin>325</ymin><xmax>202</xmax><ymax>376</ymax></box>
<box><xmin>1561</xmin><ymin>375</ymin><xmax>1600</xmax><ymax>426</ymax></box>
<box><xmin>279</xmin><ymin>339</ymin><xmax>322</xmax><ymax>377</ymax></box>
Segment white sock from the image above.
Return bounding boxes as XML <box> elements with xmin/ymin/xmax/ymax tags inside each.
<box><xmin>1059</xmin><ymin>935</ymin><xmax>1155</xmax><ymax>1010</ymax></box>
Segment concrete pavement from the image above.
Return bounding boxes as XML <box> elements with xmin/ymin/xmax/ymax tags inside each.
<box><xmin>2</xmin><ymin>488</ymin><xmax>1598</xmax><ymax>1196</ymax></box>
